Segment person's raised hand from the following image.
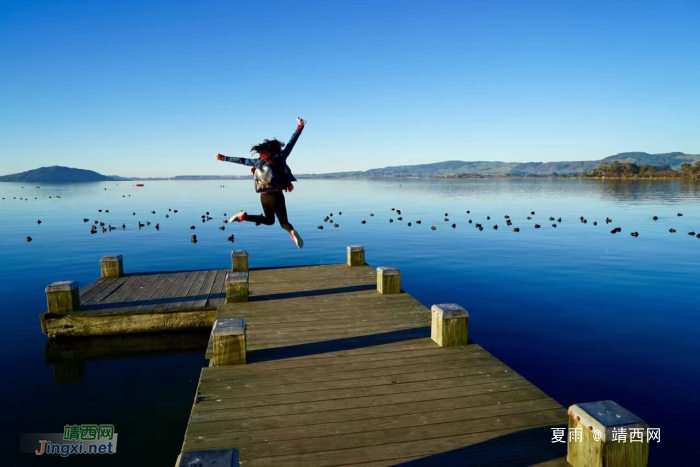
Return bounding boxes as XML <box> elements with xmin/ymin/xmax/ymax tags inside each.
<box><xmin>297</xmin><ymin>117</ymin><xmax>306</xmax><ymax>129</ymax></box>
<box><xmin>216</xmin><ymin>153</ymin><xmax>226</xmax><ymax>161</ymax></box>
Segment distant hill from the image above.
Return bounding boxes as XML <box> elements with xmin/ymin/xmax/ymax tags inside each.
<box><xmin>298</xmin><ymin>152</ymin><xmax>700</xmax><ymax>178</ymax></box>
<box><xmin>3</xmin><ymin>153</ymin><xmax>699</xmax><ymax>182</ymax></box>
<box><xmin>0</xmin><ymin>166</ymin><xmax>114</xmax><ymax>183</ymax></box>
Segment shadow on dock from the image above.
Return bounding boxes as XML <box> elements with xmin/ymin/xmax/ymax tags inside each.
<box><xmin>397</xmin><ymin>426</ymin><xmax>566</xmax><ymax>465</ymax></box>
<box><xmin>249</xmin><ymin>327</ymin><xmax>434</xmax><ymax>363</ymax></box>
<box><xmin>80</xmin><ymin>293</ymin><xmax>226</xmax><ymax>311</ymax></box>
<box><xmin>251</xmin><ymin>284</ymin><xmax>377</xmax><ymax>302</ymax></box>
<box><xmin>80</xmin><ymin>284</ymin><xmax>378</xmax><ymax>311</ymax></box>
<box><xmin>45</xmin><ymin>331</ymin><xmax>210</xmax><ymax>385</ymax></box>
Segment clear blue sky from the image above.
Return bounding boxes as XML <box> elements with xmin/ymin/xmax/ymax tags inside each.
<box><xmin>1</xmin><ymin>0</ymin><xmax>698</xmax><ymax>177</ymax></box>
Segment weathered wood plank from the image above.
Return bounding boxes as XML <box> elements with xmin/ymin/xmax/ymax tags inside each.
<box><xmin>129</xmin><ymin>274</ymin><xmax>169</xmax><ymax>311</ymax></box>
<box><xmin>138</xmin><ymin>272</ymin><xmax>185</xmax><ymax>312</ymax></box>
<box><xmin>244</xmin><ymin>323</ymin><xmax>429</xmax><ymax>346</ymax></box>
<box><xmin>193</xmin><ymin>270</ymin><xmax>219</xmax><ymax>308</ymax></box>
<box><xmin>247</xmin><ymin>327</ymin><xmax>432</xmax><ymax>352</ymax></box>
<box><xmin>79</xmin><ymin>278</ymin><xmax>107</xmax><ymax>297</ymax></box>
<box><xmin>218</xmin><ymin>301</ymin><xmax>428</xmax><ymax>318</ymax></box>
<box><xmin>200</xmin><ymin>355</ymin><xmax>502</xmax><ymax>389</ymax></box>
<box><xmin>190</xmin><ymin>379</ymin><xmax>536</xmax><ymax>424</ymax></box>
<box><xmin>212</xmin><ymin>267</ymin><xmax>228</xmax><ymax>306</ymax></box>
<box><xmin>179</xmin><ymin>270</ymin><xmax>211</xmax><ymax>309</ymax></box>
<box><xmin>196</xmin><ymin>365</ymin><xmax>517</xmax><ymax>402</ymax></box>
<box><xmin>205</xmin><ymin>344</ymin><xmax>488</xmax><ymax>376</ymax></box>
<box><xmin>107</xmin><ymin>273</ymin><xmax>162</xmax><ymax>312</ymax></box>
<box><xmin>165</xmin><ymin>271</ymin><xmax>203</xmax><ymax>310</ymax></box>
<box><xmin>205</xmin><ymin>269</ymin><xmax>227</xmax><ymax>307</ymax></box>
<box><xmin>217</xmin><ymin>302</ymin><xmax>424</xmax><ymax>321</ymax></box>
<box><xmin>187</xmin><ymin>387</ymin><xmax>549</xmax><ymax>437</ymax></box>
<box><xmin>96</xmin><ymin>275</ymin><xmax>145</xmax><ymax>306</ymax></box>
<box><xmin>79</xmin><ymin>278</ymin><xmax>117</xmax><ymax>302</ymax></box>
<box><xmin>43</xmin><ymin>309</ymin><xmax>215</xmax><ymax>338</ymax></box>
<box><xmin>80</xmin><ymin>277</ymin><xmax>122</xmax><ymax>305</ymax></box>
<box><xmin>85</xmin><ymin>277</ymin><xmax>129</xmax><ymax>306</ymax></box>
<box><xmin>189</xmin><ymin>398</ymin><xmax>561</xmax><ymax>447</ymax></box>
<box><xmin>150</xmin><ymin>272</ymin><xmax>192</xmax><ymax>310</ymax></box>
<box><xmin>185</xmin><ymin>409</ymin><xmax>567</xmax><ymax>459</ymax></box>
<box><xmin>343</xmin><ymin>441</ymin><xmax>568</xmax><ymax>467</ymax></box>
<box><xmin>192</xmin><ymin>373</ymin><xmax>526</xmax><ymax>413</ymax></box>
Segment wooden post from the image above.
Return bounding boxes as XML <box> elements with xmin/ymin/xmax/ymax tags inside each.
<box><xmin>377</xmin><ymin>267</ymin><xmax>401</xmax><ymax>294</ymax></box>
<box><xmin>431</xmin><ymin>304</ymin><xmax>469</xmax><ymax>347</ymax></box>
<box><xmin>567</xmin><ymin>400</ymin><xmax>650</xmax><ymax>467</ymax></box>
<box><xmin>231</xmin><ymin>250</ymin><xmax>249</xmax><ymax>273</ymax></box>
<box><xmin>225</xmin><ymin>272</ymin><xmax>249</xmax><ymax>303</ymax></box>
<box><xmin>211</xmin><ymin>318</ymin><xmax>246</xmax><ymax>366</ymax></box>
<box><xmin>45</xmin><ymin>281</ymin><xmax>80</xmax><ymax>314</ymax></box>
<box><xmin>100</xmin><ymin>255</ymin><xmax>123</xmax><ymax>278</ymax></box>
<box><xmin>347</xmin><ymin>245</ymin><xmax>365</xmax><ymax>266</ymax></box>
<box><xmin>176</xmin><ymin>448</ymin><xmax>240</xmax><ymax>467</ymax></box>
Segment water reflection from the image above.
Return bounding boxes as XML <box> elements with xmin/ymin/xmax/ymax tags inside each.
<box><xmin>45</xmin><ymin>331</ymin><xmax>210</xmax><ymax>384</ymax></box>
<box><xmin>373</xmin><ymin>178</ymin><xmax>700</xmax><ymax>205</ymax></box>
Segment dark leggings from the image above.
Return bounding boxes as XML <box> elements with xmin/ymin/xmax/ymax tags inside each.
<box><xmin>245</xmin><ymin>191</ymin><xmax>294</xmax><ymax>233</ymax></box>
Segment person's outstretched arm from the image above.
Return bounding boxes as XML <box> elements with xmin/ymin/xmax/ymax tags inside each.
<box><xmin>279</xmin><ymin>117</ymin><xmax>306</xmax><ymax>161</ymax></box>
<box><xmin>215</xmin><ymin>154</ymin><xmax>261</xmax><ymax>167</ymax></box>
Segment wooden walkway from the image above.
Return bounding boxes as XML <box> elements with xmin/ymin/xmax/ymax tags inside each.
<box><xmin>181</xmin><ymin>264</ymin><xmax>568</xmax><ymax>466</ymax></box>
<box><xmin>78</xmin><ymin>269</ymin><xmax>229</xmax><ymax>314</ymax></box>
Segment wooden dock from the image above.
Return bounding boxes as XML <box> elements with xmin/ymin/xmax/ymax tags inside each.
<box><xmin>42</xmin><ymin>250</ymin><xmax>653</xmax><ymax>466</ymax></box>
<box><xmin>40</xmin><ymin>268</ymin><xmax>229</xmax><ymax>338</ymax></box>
<box><xmin>181</xmin><ymin>262</ymin><xmax>569</xmax><ymax>466</ymax></box>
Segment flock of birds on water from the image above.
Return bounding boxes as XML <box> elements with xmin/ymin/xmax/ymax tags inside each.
<box><xmin>4</xmin><ymin>185</ymin><xmax>700</xmax><ymax>244</ymax></box>
<box><xmin>4</xmin><ymin>186</ymin><xmax>239</xmax><ymax>244</ymax></box>
<box><xmin>315</xmin><ymin>208</ymin><xmax>700</xmax><ymax>239</ymax></box>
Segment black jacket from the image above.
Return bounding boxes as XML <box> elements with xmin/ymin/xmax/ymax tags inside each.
<box><xmin>223</xmin><ymin>125</ymin><xmax>303</xmax><ymax>193</ymax></box>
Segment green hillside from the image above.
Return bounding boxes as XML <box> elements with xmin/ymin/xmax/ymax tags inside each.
<box><xmin>0</xmin><ymin>166</ymin><xmax>113</xmax><ymax>183</ymax></box>
<box><xmin>299</xmin><ymin>152</ymin><xmax>700</xmax><ymax>178</ymax></box>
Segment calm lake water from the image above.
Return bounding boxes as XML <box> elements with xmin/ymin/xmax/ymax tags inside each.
<box><xmin>2</xmin><ymin>179</ymin><xmax>699</xmax><ymax>465</ymax></box>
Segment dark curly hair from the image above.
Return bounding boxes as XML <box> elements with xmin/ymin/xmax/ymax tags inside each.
<box><xmin>251</xmin><ymin>139</ymin><xmax>285</xmax><ymax>157</ymax></box>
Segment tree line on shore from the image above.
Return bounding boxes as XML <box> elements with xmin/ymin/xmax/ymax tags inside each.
<box><xmin>580</xmin><ymin>161</ymin><xmax>700</xmax><ymax>179</ymax></box>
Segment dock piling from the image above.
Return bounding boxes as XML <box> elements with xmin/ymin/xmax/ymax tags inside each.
<box><xmin>347</xmin><ymin>245</ymin><xmax>365</xmax><ymax>266</ymax></box>
<box><xmin>231</xmin><ymin>250</ymin><xmax>249</xmax><ymax>273</ymax></box>
<box><xmin>45</xmin><ymin>281</ymin><xmax>80</xmax><ymax>314</ymax></box>
<box><xmin>211</xmin><ymin>318</ymin><xmax>247</xmax><ymax>366</ymax></box>
<box><xmin>100</xmin><ymin>255</ymin><xmax>123</xmax><ymax>278</ymax></box>
<box><xmin>567</xmin><ymin>400</ymin><xmax>650</xmax><ymax>466</ymax></box>
<box><xmin>225</xmin><ymin>273</ymin><xmax>249</xmax><ymax>303</ymax></box>
<box><xmin>376</xmin><ymin>267</ymin><xmax>401</xmax><ymax>294</ymax></box>
<box><xmin>176</xmin><ymin>448</ymin><xmax>239</xmax><ymax>467</ymax></box>
<box><xmin>431</xmin><ymin>303</ymin><xmax>469</xmax><ymax>347</ymax></box>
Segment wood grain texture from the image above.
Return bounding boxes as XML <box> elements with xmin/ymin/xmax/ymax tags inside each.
<box><xmin>44</xmin><ymin>262</ymin><xmax>567</xmax><ymax>465</ymax></box>
<box><xmin>182</xmin><ymin>264</ymin><xmax>567</xmax><ymax>465</ymax></box>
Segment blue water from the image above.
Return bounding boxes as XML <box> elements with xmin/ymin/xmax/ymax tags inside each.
<box><xmin>2</xmin><ymin>179</ymin><xmax>699</xmax><ymax>465</ymax></box>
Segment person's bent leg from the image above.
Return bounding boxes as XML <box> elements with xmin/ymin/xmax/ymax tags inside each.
<box><xmin>244</xmin><ymin>194</ymin><xmax>276</xmax><ymax>225</ymax></box>
<box><xmin>273</xmin><ymin>192</ymin><xmax>293</xmax><ymax>232</ymax></box>
<box><xmin>273</xmin><ymin>192</ymin><xmax>303</xmax><ymax>248</ymax></box>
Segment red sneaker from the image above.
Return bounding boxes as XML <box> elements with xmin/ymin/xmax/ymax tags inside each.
<box><xmin>229</xmin><ymin>212</ymin><xmax>247</xmax><ymax>223</ymax></box>
<box><xmin>290</xmin><ymin>230</ymin><xmax>304</xmax><ymax>249</ymax></box>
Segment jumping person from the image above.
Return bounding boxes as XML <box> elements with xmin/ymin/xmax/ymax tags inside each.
<box><xmin>215</xmin><ymin>117</ymin><xmax>306</xmax><ymax>248</ymax></box>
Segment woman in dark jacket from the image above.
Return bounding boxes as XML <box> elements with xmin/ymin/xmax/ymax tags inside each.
<box><xmin>215</xmin><ymin>118</ymin><xmax>306</xmax><ymax>248</ymax></box>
